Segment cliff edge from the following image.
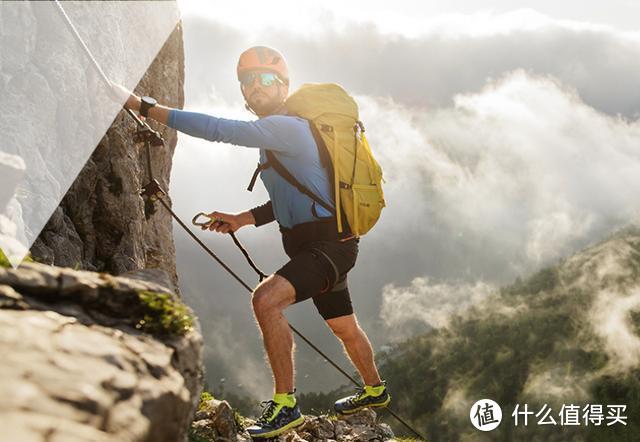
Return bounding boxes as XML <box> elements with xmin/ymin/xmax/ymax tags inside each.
<box><xmin>0</xmin><ymin>261</ymin><xmax>203</xmax><ymax>442</ymax></box>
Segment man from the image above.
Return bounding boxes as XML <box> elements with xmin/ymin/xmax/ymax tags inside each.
<box><xmin>121</xmin><ymin>46</ymin><xmax>390</xmax><ymax>438</ymax></box>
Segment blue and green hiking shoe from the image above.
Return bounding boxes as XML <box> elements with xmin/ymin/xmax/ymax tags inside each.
<box><xmin>334</xmin><ymin>381</ymin><xmax>391</xmax><ymax>415</ymax></box>
<box><xmin>247</xmin><ymin>393</ymin><xmax>305</xmax><ymax>439</ymax></box>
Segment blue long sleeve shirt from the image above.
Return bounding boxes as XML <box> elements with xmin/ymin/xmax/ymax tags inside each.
<box><xmin>168</xmin><ymin>109</ymin><xmax>334</xmax><ymax>229</ymax></box>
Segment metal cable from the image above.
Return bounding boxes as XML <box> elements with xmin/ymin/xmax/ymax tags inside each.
<box><xmin>228</xmin><ymin>231</ymin><xmax>268</xmax><ymax>281</ymax></box>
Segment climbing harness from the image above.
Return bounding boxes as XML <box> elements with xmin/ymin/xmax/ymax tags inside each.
<box><xmin>53</xmin><ymin>2</ymin><xmax>424</xmax><ymax>439</ymax></box>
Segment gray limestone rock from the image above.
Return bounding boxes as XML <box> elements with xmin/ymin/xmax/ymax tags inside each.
<box><xmin>299</xmin><ymin>415</ymin><xmax>336</xmax><ymax>440</ymax></box>
<box><xmin>192</xmin><ymin>404</ymin><xmax>395</xmax><ymax>442</ymax></box>
<box><xmin>15</xmin><ymin>3</ymin><xmax>186</xmax><ymax>288</ymax></box>
<box><xmin>190</xmin><ymin>399</ymin><xmax>245</xmax><ymax>442</ymax></box>
<box><xmin>0</xmin><ymin>262</ymin><xmax>204</xmax><ymax>442</ymax></box>
<box><xmin>0</xmin><ymin>3</ymin><xmax>207</xmax><ymax>442</ymax></box>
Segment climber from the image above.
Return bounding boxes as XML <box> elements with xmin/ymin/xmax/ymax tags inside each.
<box><xmin>117</xmin><ymin>46</ymin><xmax>390</xmax><ymax>439</ymax></box>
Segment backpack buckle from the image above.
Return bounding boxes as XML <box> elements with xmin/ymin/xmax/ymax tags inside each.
<box><xmin>247</xmin><ymin>161</ymin><xmax>270</xmax><ymax>192</ymax></box>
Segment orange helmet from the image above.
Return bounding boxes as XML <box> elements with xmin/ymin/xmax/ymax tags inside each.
<box><xmin>237</xmin><ymin>46</ymin><xmax>289</xmax><ymax>85</ymax></box>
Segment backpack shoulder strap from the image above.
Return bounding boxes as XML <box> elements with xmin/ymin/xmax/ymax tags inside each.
<box><xmin>264</xmin><ymin>150</ymin><xmax>336</xmax><ymax>216</ymax></box>
<box><xmin>246</xmin><ymin>161</ymin><xmax>271</xmax><ymax>192</ymax></box>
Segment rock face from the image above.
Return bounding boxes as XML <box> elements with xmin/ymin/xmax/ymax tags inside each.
<box><xmin>190</xmin><ymin>399</ymin><xmax>395</xmax><ymax>442</ymax></box>
<box><xmin>0</xmin><ymin>4</ymin><xmax>207</xmax><ymax>441</ymax></box>
<box><xmin>2</xmin><ymin>1</ymin><xmax>185</xmax><ymax>286</ymax></box>
<box><xmin>0</xmin><ymin>261</ymin><xmax>203</xmax><ymax>442</ymax></box>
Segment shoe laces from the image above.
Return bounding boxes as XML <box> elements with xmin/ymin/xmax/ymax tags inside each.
<box><xmin>351</xmin><ymin>386</ymin><xmax>368</xmax><ymax>403</ymax></box>
<box><xmin>351</xmin><ymin>383</ymin><xmax>385</xmax><ymax>404</ymax></box>
<box><xmin>257</xmin><ymin>400</ymin><xmax>278</xmax><ymax>424</ymax></box>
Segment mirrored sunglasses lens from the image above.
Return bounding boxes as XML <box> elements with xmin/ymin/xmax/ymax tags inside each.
<box><xmin>240</xmin><ymin>72</ymin><xmax>257</xmax><ymax>86</ymax></box>
<box><xmin>259</xmin><ymin>73</ymin><xmax>277</xmax><ymax>86</ymax></box>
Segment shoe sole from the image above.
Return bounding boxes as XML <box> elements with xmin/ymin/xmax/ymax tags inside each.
<box><xmin>335</xmin><ymin>395</ymin><xmax>392</xmax><ymax>415</ymax></box>
<box><xmin>249</xmin><ymin>415</ymin><xmax>305</xmax><ymax>439</ymax></box>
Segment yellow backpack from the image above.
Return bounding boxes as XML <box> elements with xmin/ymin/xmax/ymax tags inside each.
<box><xmin>274</xmin><ymin>83</ymin><xmax>386</xmax><ymax>236</ymax></box>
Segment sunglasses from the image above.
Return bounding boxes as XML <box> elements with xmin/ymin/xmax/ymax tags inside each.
<box><xmin>239</xmin><ymin>72</ymin><xmax>284</xmax><ymax>88</ymax></box>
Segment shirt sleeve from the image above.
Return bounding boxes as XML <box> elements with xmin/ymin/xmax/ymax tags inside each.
<box><xmin>168</xmin><ymin>109</ymin><xmax>309</xmax><ymax>155</ymax></box>
<box><xmin>250</xmin><ymin>201</ymin><xmax>275</xmax><ymax>227</ymax></box>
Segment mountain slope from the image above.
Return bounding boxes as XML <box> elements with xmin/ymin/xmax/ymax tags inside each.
<box><xmin>379</xmin><ymin>225</ymin><xmax>640</xmax><ymax>441</ymax></box>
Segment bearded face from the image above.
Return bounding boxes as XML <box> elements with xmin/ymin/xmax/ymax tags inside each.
<box><xmin>240</xmin><ymin>71</ymin><xmax>289</xmax><ymax>116</ymax></box>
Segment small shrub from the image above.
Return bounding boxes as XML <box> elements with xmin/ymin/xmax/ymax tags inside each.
<box><xmin>234</xmin><ymin>409</ymin><xmax>245</xmax><ymax>432</ymax></box>
<box><xmin>198</xmin><ymin>391</ymin><xmax>215</xmax><ymax>412</ymax></box>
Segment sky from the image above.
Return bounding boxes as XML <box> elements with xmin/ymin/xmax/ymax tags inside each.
<box><xmin>170</xmin><ymin>0</ymin><xmax>640</xmax><ymax>398</ymax></box>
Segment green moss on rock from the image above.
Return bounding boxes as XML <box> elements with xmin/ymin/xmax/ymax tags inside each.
<box><xmin>197</xmin><ymin>391</ymin><xmax>215</xmax><ymax>412</ymax></box>
<box><xmin>135</xmin><ymin>290</ymin><xmax>194</xmax><ymax>337</ymax></box>
<box><xmin>0</xmin><ymin>249</ymin><xmax>10</xmax><ymax>268</ymax></box>
<box><xmin>0</xmin><ymin>249</ymin><xmax>35</xmax><ymax>268</ymax></box>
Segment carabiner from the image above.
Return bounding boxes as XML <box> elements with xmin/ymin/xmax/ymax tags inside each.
<box><xmin>192</xmin><ymin>212</ymin><xmax>223</xmax><ymax>228</ymax></box>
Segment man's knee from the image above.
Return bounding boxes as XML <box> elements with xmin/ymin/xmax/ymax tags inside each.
<box><xmin>252</xmin><ymin>274</ymin><xmax>296</xmax><ymax>316</ymax></box>
<box><xmin>326</xmin><ymin>314</ymin><xmax>361</xmax><ymax>341</ymax></box>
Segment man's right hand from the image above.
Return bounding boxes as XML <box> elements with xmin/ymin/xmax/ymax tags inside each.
<box><xmin>203</xmin><ymin>211</ymin><xmax>255</xmax><ymax>234</ymax></box>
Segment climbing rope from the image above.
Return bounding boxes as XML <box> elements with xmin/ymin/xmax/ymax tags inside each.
<box><xmin>192</xmin><ymin>212</ymin><xmax>268</xmax><ymax>281</ymax></box>
<box><xmin>53</xmin><ymin>2</ymin><xmax>425</xmax><ymax>439</ymax></box>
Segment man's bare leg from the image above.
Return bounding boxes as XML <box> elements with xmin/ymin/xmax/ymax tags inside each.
<box><xmin>252</xmin><ymin>274</ymin><xmax>297</xmax><ymax>393</ymax></box>
<box><xmin>326</xmin><ymin>313</ymin><xmax>382</xmax><ymax>386</ymax></box>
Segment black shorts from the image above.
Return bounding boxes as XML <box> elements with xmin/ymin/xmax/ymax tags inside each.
<box><xmin>276</xmin><ymin>231</ymin><xmax>359</xmax><ymax>321</ymax></box>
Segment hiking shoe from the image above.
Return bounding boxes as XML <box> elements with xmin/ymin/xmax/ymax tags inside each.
<box><xmin>246</xmin><ymin>399</ymin><xmax>305</xmax><ymax>439</ymax></box>
<box><xmin>334</xmin><ymin>381</ymin><xmax>391</xmax><ymax>415</ymax></box>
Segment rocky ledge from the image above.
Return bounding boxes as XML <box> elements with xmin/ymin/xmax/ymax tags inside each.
<box><xmin>0</xmin><ymin>261</ymin><xmax>203</xmax><ymax>442</ymax></box>
<box><xmin>190</xmin><ymin>398</ymin><xmax>395</xmax><ymax>442</ymax></box>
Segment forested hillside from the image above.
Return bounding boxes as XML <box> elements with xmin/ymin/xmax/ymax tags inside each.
<box><xmin>301</xmin><ymin>226</ymin><xmax>640</xmax><ymax>441</ymax></box>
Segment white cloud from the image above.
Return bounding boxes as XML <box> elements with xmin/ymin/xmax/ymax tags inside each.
<box><xmin>522</xmin><ymin>365</ymin><xmax>593</xmax><ymax>403</ymax></box>
<box><xmin>589</xmin><ymin>288</ymin><xmax>640</xmax><ymax>371</ymax></box>
<box><xmin>363</xmin><ymin>71</ymin><xmax>640</xmax><ymax>278</ymax></box>
<box><xmin>177</xmin><ymin>2</ymin><xmax>640</xmax><ymax>39</ymax></box>
<box><xmin>380</xmin><ymin>277</ymin><xmax>496</xmax><ymax>339</ymax></box>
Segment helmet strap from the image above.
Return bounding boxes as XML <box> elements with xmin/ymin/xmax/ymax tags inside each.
<box><xmin>244</xmin><ymin>102</ymin><xmax>259</xmax><ymax>116</ymax></box>
<box><xmin>240</xmin><ymin>85</ymin><xmax>259</xmax><ymax>116</ymax></box>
